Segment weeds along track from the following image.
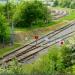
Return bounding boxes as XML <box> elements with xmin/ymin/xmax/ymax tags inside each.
<box><xmin>52</xmin><ymin>10</ymin><xmax>67</xmax><ymax>20</ymax></box>
<box><xmin>19</xmin><ymin>31</ymin><xmax>75</xmax><ymax>62</ymax></box>
<box><xmin>1</xmin><ymin>30</ymin><xmax>75</xmax><ymax>64</ymax></box>
<box><xmin>0</xmin><ymin>20</ymin><xmax>75</xmax><ymax>65</ymax></box>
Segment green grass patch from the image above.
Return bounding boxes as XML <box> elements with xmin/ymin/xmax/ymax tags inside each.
<box><xmin>59</xmin><ymin>9</ymin><xmax>75</xmax><ymax>21</ymax></box>
<box><xmin>50</xmin><ymin>7</ymin><xmax>75</xmax><ymax>21</ymax></box>
<box><xmin>0</xmin><ymin>44</ymin><xmax>20</xmax><ymax>58</ymax></box>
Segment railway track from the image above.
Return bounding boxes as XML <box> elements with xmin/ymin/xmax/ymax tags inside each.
<box><xmin>51</xmin><ymin>9</ymin><xmax>67</xmax><ymax>20</ymax></box>
<box><xmin>0</xmin><ymin>20</ymin><xmax>75</xmax><ymax>65</ymax></box>
<box><xmin>0</xmin><ymin>9</ymin><xmax>67</xmax><ymax>58</ymax></box>
<box><xmin>19</xmin><ymin>31</ymin><xmax>75</xmax><ymax>62</ymax></box>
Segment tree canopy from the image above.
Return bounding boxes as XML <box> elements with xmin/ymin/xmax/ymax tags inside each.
<box><xmin>0</xmin><ymin>13</ymin><xmax>10</xmax><ymax>43</ymax></box>
<box><xmin>13</xmin><ymin>0</ymin><xmax>51</xmax><ymax>28</ymax></box>
<box><xmin>53</xmin><ymin>0</ymin><xmax>75</xmax><ymax>9</ymax></box>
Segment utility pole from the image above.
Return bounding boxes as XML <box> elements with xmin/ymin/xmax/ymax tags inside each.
<box><xmin>7</xmin><ymin>0</ymin><xmax>9</xmax><ymax>21</ymax></box>
<box><xmin>11</xmin><ymin>1</ymin><xmax>14</xmax><ymax>46</ymax></box>
<box><xmin>16</xmin><ymin>0</ymin><xmax>18</xmax><ymax>4</ymax></box>
<box><xmin>11</xmin><ymin>21</ymin><xmax>14</xmax><ymax>46</ymax></box>
<box><xmin>7</xmin><ymin>0</ymin><xmax>14</xmax><ymax>46</ymax></box>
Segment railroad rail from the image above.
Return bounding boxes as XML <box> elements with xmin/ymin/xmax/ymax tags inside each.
<box><xmin>0</xmin><ymin>10</ymin><xmax>67</xmax><ymax>59</ymax></box>
<box><xmin>51</xmin><ymin>10</ymin><xmax>67</xmax><ymax>20</ymax></box>
<box><xmin>19</xmin><ymin>31</ymin><xmax>75</xmax><ymax>62</ymax></box>
<box><xmin>0</xmin><ymin>20</ymin><xmax>75</xmax><ymax>65</ymax></box>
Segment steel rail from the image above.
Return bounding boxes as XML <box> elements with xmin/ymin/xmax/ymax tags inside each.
<box><xmin>0</xmin><ymin>21</ymin><xmax>74</xmax><ymax>61</ymax></box>
<box><xmin>0</xmin><ymin>25</ymin><xmax>74</xmax><ymax>62</ymax></box>
<box><xmin>19</xmin><ymin>31</ymin><xmax>75</xmax><ymax>62</ymax></box>
<box><xmin>16</xmin><ymin>23</ymin><xmax>75</xmax><ymax>58</ymax></box>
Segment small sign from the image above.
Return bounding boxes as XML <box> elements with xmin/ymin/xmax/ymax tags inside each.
<box><xmin>60</xmin><ymin>41</ymin><xmax>64</xmax><ymax>45</ymax></box>
<box><xmin>56</xmin><ymin>39</ymin><xmax>64</xmax><ymax>46</ymax></box>
<box><xmin>34</xmin><ymin>35</ymin><xmax>39</xmax><ymax>40</ymax></box>
<box><xmin>58</xmin><ymin>40</ymin><xmax>64</xmax><ymax>45</ymax></box>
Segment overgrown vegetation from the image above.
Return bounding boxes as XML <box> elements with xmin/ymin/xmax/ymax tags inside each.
<box><xmin>0</xmin><ymin>1</ymin><xmax>16</xmax><ymax>44</ymax></box>
<box><xmin>0</xmin><ymin>44</ymin><xmax>20</xmax><ymax>58</ymax></box>
<box><xmin>53</xmin><ymin>0</ymin><xmax>75</xmax><ymax>9</ymax></box>
<box><xmin>13</xmin><ymin>0</ymin><xmax>51</xmax><ymax>28</ymax></box>
<box><xmin>0</xmin><ymin>45</ymin><xmax>74</xmax><ymax>75</ymax></box>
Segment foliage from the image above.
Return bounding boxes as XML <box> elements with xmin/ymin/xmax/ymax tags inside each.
<box><xmin>0</xmin><ymin>4</ymin><xmax>4</xmax><ymax>14</ymax></box>
<box><xmin>3</xmin><ymin>1</ymin><xmax>16</xmax><ymax>22</ymax></box>
<box><xmin>0</xmin><ymin>2</ymin><xmax>15</xmax><ymax>20</ymax></box>
<box><xmin>53</xmin><ymin>0</ymin><xmax>59</xmax><ymax>7</ymax></box>
<box><xmin>60</xmin><ymin>0</ymin><xmax>71</xmax><ymax>8</ymax></box>
<box><xmin>0</xmin><ymin>1</ymin><xmax>16</xmax><ymax>45</ymax></box>
<box><xmin>30</xmin><ymin>47</ymin><xmax>65</xmax><ymax>75</ymax></box>
<box><xmin>13</xmin><ymin>0</ymin><xmax>51</xmax><ymax>28</ymax></box>
<box><xmin>61</xmin><ymin>46</ymin><xmax>72</xmax><ymax>68</ymax></box>
<box><xmin>0</xmin><ymin>46</ymin><xmax>74</xmax><ymax>75</ymax></box>
<box><xmin>0</xmin><ymin>44</ymin><xmax>20</xmax><ymax>58</ymax></box>
<box><xmin>0</xmin><ymin>13</ymin><xmax>10</xmax><ymax>43</ymax></box>
<box><xmin>53</xmin><ymin>0</ymin><xmax>75</xmax><ymax>9</ymax></box>
<box><xmin>70</xmin><ymin>2</ymin><xmax>75</xmax><ymax>9</ymax></box>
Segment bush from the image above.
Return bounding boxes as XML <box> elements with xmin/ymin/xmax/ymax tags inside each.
<box><xmin>0</xmin><ymin>4</ymin><xmax>4</xmax><ymax>14</ymax></box>
<box><xmin>13</xmin><ymin>0</ymin><xmax>51</xmax><ymax>28</ymax></box>
<box><xmin>53</xmin><ymin>0</ymin><xmax>75</xmax><ymax>9</ymax></box>
<box><xmin>53</xmin><ymin>0</ymin><xmax>59</xmax><ymax>7</ymax></box>
<box><xmin>0</xmin><ymin>46</ymin><xmax>74</xmax><ymax>75</ymax></box>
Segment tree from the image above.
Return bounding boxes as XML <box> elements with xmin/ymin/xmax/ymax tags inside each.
<box><xmin>3</xmin><ymin>1</ymin><xmax>16</xmax><ymax>22</ymax></box>
<box><xmin>53</xmin><ymin>0</ymin><xmax>59</xmax><ymax>7</ymax></box>
<box><xmin>0</xmin><ymin>13</ymin><xmax>10</xmax><ymax>45</ymax></box>
<box><xmin>13</xmin><ymin>0</ymin><xmax>51</xmax><ymax>28</ymax></box>
<box><xmin>0</xmin><ymin>4</ymin><xmax>4</xmax><ymax>14</ymax></box>
<box><xmin>70</xmin><ymin>1</ymin><xmax>75</xmax><ymax>9</ymax></box>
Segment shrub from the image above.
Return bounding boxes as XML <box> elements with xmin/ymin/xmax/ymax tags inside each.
<box><xmin>13</xmin><ymin>0</ymin><xmax>51</xmax><ymax>28</ymax></box>
<box><xmin>0</xmin><ymin>46</ymin><xmax>74</xmax><ymax>75</ymax></box>
<box><xmin>53</xmin><ymin>0</ymin><xmax>59</xmax><ymax>7</ymax></box>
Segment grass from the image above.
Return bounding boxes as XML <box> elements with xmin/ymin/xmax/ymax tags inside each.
<box><xmin>72</xmin><ymin>65</ymin><xmax>75</xmax><ymax>74</ymax></box>
<box><xmin>0</xmin><ymin>44</ymin><xmax>20</xmax><ymax>58</ymax></box>
<box><xmin>15</xmin><ymin>20</ymin><xmax>66</xmax><ymax>36</ymax></box>
<box><xmin>59</xmin><ymin>9</ymin><xmax>75</xmax><ymax>21</ymax></box>
<box><xmin>50</xmin><ymin>7</ymin><xmax>75</xmax><ymax>21</ymax></box>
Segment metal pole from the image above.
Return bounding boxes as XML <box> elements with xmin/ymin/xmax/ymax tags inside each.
<box><xmin>2</xmin><ymin>37</ymin><xmax>5</xmax><ymax>48</ymax></box>
<box><xmin>10</xmin><ymin>21</ymin><xmax>14</xmax><ymax>46</ymax></box>
<box><xmin>1</xmin><ymin>0</ymin><xmax>9</xmax><ymax>48</ymax></box>
<box><xmin>7</xmin><ymin>0</ymin><xmax>14</xmax><ymax>46</ymax></box>
<box><xmin>7</xmin><ymin>0</ymin><xmax>10</xmax><ymax>22</ymax></box>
